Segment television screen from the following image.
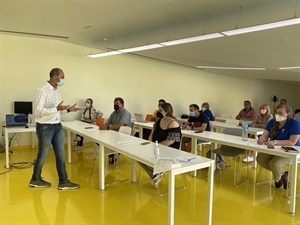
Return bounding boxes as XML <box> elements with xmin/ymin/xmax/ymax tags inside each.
<box><xmin>14</xmin><ymin>101</ymin><xmax>33</xmax><ymax>115</ymax></box>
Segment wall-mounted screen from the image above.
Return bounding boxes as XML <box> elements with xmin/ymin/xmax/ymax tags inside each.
<box><xmin>14</xmin><ymin>101</ymin><xmax>33</xmax><ymax>115</ymax></box>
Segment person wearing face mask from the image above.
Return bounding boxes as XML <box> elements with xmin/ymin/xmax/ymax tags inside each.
<box><xmin>139</xmin><ymin>102</ymin><xmax>182</xmax><ymax>188</ymax></box>
<box><xmin>181</xmin><ymin>104</ymin><xmax>210</xmax><ymax>152</ymax></box>
<box><xmin>30</xmin><ymin>68</ymin><xmax>81</xmax><ymax>190</ymax></box>
<box><xmin>242</xmin><ymin>104</ymin><xmax>273</xmax><ymax>162</ymax></box>
<box><xmin>201</xmin><ymin>102</ymin><xmax>214</xmax><ymax>121</ymax></box>
<box><xmin>151</xmin><ymin>99</ymin><xmax>166</xmax><ymax>122</ymax></box>
<box><xmin>256</xmin><ymin>104</ymin><xmax>300</xmax><ymax>189</ymax></box>
<box><xmin>99</xmin><ymin>97</ymin><xmax>132</xmax><ymax>163</ymax></box>
<box><xmin>75</xmin><ymin>98</ymin><xmax>103</xmax><ymax>148</ymax></box>
<box><xmin>236</xmin><ymin>100</ymin><xmax>257</xmax><ymax>121</ymax></box>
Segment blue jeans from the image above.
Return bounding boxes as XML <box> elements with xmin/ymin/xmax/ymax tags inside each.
<box><xmin>31</xmin><ymin>123</ymin><xmax>68</xmax><ymax>184</ymax></box>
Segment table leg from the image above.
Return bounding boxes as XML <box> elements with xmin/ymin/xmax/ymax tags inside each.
<box><xmin>191</xmin><ymin>137</ymin><xmax>197</xmax><ymax>177</ymax></box>
<box><xmin>207</xmin><ymin>162</ymin><xmax>214</xmax><ymax>225</ymax></box>
<box><xmin>131</xmin><ymin>159</ymin><xmax>136</xmax><ymax>183</ymax></box>
<box><xmin>290</xmin><ymin>157</ymin><xmax>298</xmax><ymax>215</ymax></box>
<box><xmin>139</xmin><ymin>126</ymin><xmax>143</xmax><ymax>139</ymax></box>
<box><xmin>168</xmin><ymin>171</ymin><xmax>175</xmax><ymax>225</ymax></box>
<box><xmin>5</xmin><ymin>129</ymin><xmax>9</xmax><ymax>168</ymax></box>
<box><xmin>99</xmin><ymin>144</ymin><xmax>105</xmax><ymax>191</ymax></box>
<box><xmin>67</xmin><ymin>130</ymin><xmax>72</xmax><ymax>163</ymax></box>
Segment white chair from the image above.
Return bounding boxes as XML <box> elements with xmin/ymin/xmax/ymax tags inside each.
<box><xmin>221</xmin><ymin>114</ymin><xmax>232</xmax><ymax>119</ymax></box>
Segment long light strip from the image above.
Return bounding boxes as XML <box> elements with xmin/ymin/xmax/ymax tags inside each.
<box><xmin>221</xmin><ymin>17</ymin><xmax>300</xmax><ymax>36</ymax></box>
<box><xmin>160</xmin><ymin>33</ymin><xmax>224</xmax><ymax>46</ymax></box>
<box><xmin>279</xmin><ymin>66</ymin><xmax>300</xmax><ymax>70</ymax></box>
<box><xmin>196</xmin><ymin>66</ymin><xmax>266</xmax><ymax>70</ymax></box>
<box><xmin>119</xmin><ymin>44</ymin><xmax>164</xmax><ymax>53</ymax></box>
<box><xmin>86</xmin><ymin>51</ymin><xmax>123</xmax><ymax>58</ymax></box>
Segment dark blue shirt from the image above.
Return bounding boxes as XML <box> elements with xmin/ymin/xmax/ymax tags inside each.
<box><xmin>265</xmin><ymin>117</ymin><xmax>300</xmax><ymax>146</ymax></box>
<box><xmin>188</xmin><ymin>113</ymin><xmax>210</xmax><ymax>131</ymax></box>
<box><xmin>203</xmin><ymin>109</ymin><xmax>214</xmax><ymax>121</ymax></box>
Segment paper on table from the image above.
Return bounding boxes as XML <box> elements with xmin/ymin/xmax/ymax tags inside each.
<box><xmin>116</xmin><ymin>140</ymin><xmax>140</xmax><ymax>145</ymax></box>
<box><xmin>153</xmin><ymin>160</ymin><xmax>181</xmax><ymax>174</ymax></box>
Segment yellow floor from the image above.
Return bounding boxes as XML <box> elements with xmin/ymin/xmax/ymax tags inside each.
<box><xmin>1</xmin><ymin>145</ymin><xmax>300</xmax><ymax>225</ymax></box>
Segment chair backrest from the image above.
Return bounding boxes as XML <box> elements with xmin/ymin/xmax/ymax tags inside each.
<box><xmin>145</xmin><ymin>114</ymin><xmax>153</xmax><ymax>121</ymax></box>
<box><xmin>96</xmin><ymin>117</ymin><xmax>105</xmax><ymax>126</ymax></box>
<box><xmin>223</xmin><ymin>128</ymin><xmax>243</xmax><ymax>136</ymax></box>
<box><xmin>225</xmin><ymin>119</ymin><xmax>239</xmax><ymax>125</ymax></box>
<box><xmin>119</xmin><ymin>126</ymin><xmax>132</xmax><ymax>135</ymax></box>
<box><xmin>221</xmin><ymin>114</ymin><xmax>232</xmax><ymax>119</ymax></box>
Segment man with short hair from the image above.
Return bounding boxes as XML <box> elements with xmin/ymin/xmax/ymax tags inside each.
<box><xmin>181</xmin><ymin>104</ymin><xmax>210</xmax><ymax>152</ymax></box>
<box><xmin>99</xmin><ymin>97</ymin><xmax>131</xmax><ymax>131</ymax></box>
<box><xmin>30</xmin><ymin>68</ymin><xmax>81</xmax><ymax>190</ymax></box>
<box><xmin>99</xmin><ymin>97</ymin><xmax>132</xmax><ymax>163</ymax></box>
<box><xmin>236</xmin><ymin>100</ymin><xmax>257</xmax><ymax>121</ymax></box>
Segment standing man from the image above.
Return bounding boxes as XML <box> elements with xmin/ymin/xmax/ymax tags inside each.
<box><xmin>29</xmin><ymin>68</ymin><xmax>80</xmax><ymax>190</ymax></box>
<box><xmin>99</xmin><ymin>97</ymin><xmax>131</xmax><ymax>163</ymax></box>
<box><xmin>181</xmin><ymin>104</ymin><xmax>210</xmax><ymax>152</ymax></box>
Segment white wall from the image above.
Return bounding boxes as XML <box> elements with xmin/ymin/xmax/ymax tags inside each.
<box><xmin>0</xmin><ymin>33</ymin><xmax>298</xmax><ymax>145</ymax></box>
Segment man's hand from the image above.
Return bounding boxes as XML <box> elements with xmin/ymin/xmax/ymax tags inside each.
<box><xmin>57</xmin><ymin>101</ymin><xmax>70</xmax><ymax>111</ymax></box>
<box><xmin>67</xmin><ymin>103</ymin><xmax>81</xmax><ymax>112</ymax></box>
<box><xmin>99</xmin><ymin>124</ymin><xmax>108</xmax><ymax>130</ymax></box>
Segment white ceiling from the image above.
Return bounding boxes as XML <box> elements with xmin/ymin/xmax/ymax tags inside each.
<box><xmin>1</xmin><ymin>0</ymin><xmax>300</xmax><ymax>83</ymax></box>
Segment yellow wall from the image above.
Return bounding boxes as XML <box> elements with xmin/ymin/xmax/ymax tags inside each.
<box><xmin>0</xmin><ymin>33</ymin><xmax>298</xmax><ymax>145</ymax></box>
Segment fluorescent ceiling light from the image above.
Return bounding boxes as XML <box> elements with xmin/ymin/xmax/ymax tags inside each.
<box><xmin>196</xmin><ymin>66</ymin><xmax>266</xmax><ymax>70</ymax></box>
<box><xmin>119</xmin><ymin>44</ymin><xmax>164</xmax><ymax>53</ymax></box>
<box><xmin>221</xmin><ymin>17</ymin><xmax>300</xmax><ymax>36</ymax></box>
<box><xmin>86</xmin><ymin>51</ymin><xmax>122</xmax><ymax>58</ymax></box>
<box><xmin>160</xmin><ymin>33</ymin><xmax>224</xmax><ymax>46</ymax></box>
<box><xmin>279</xmin><ymin>66</ymin><xmax>300</xmax><ymax>70</ymax></box>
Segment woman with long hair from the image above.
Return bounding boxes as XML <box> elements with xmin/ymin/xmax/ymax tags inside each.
<box><xmin>256</xmin><ymin>104</ymin><xmax>300</xmax><ymax>189</ymax></box>
<box><xmin>243</xmin><ymin>104</ymin><xmax>273</xmax><ymax>162</ymax></box>
<box><xmin>139</xmin><ymin>102</ymin><xmax>182</xmax><ymax>188</ymax></box>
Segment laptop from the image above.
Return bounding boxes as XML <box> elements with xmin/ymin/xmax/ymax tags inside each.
<box><xmin>134</xmin><ymin>113</ymin><xmax>151</xmax><ymax>123</ymax></box>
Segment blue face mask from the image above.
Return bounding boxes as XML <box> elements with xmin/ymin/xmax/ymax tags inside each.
<box><xmin>85</xmin><ymin>103</ymin><xmax>91</xmax><ymax>108</ymax></box>
<box><xmin>57</xmin><ymin>79</ymin><xmax>65</xmax><ymax>86</ymax></box>
<box><xmin>190</xmin><ymin>111</ymin><xmax>196</xmax><ymax>117</ymax></box>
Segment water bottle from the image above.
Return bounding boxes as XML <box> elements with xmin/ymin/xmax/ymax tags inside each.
<box><xmin>154</xmin><ymin>141</ymin><xmax>160</xmax><ymax>159</ymax></box>
<box><xmin>242</xmin><ymin>119</ymin><xmax>249</xmax><ymax>141</ymax></box>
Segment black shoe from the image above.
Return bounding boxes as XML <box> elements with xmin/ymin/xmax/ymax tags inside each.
<box><xmin>29</xmin><ymin>179</ymin><xmax>51</xmax><ymax>188</ymax></box>
<box><xmin>275</xmin><ymin>180</ymin><xmax>283</xmax><ymax>188</ymax></box>
<box><xmin>281</xmin><ymin>171</ymin><xmax>289</xmax><ymax>190</ymax></box>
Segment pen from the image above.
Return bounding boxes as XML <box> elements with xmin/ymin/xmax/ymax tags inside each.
<box><xmin>188</xmin><ymin>157</ymin><xmax>196</xmax><ymax>161</ymax></box>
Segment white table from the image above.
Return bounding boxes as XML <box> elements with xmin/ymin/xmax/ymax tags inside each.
<box><xmin>183</xmin><ymin>130</ymin><xmax>300</xmax><ymax>215</ymax></box>
<box><xmin>62</xmin><ymin>120</ymin><xmax>215</xmax><ymax>225</ymax></box>
<box><xmin>4</xmin><ymin>125</ymin><xmax>35</xmax><ymax>168</ymax></box>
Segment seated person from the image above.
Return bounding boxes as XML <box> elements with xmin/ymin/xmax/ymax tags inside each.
<box><xmin>242</xmin><ymin>104</ymin><xmax>273</xmax><ymax>162</ymax></box>
<box><xmin>294</xmin><ymin>109</ymin><xmax>300</xmax><ymax>122</ymax></box>
<box><xmin>181</xmin><ymin>104</ymin><xmax>210</xmax><ymax>152</ymax></box>
<box><xmin>151</xmin><ymin>99</ymin><xmax>166</xmax><ymax>122</ymax></box>
<box><xmin>256</xmin><ymin>104</ymin><xmax>300</xmax><ymax>189</ymax></box>
<box><xmin>201</xmin><ymin>102</ymin><xmax>214</xmax><ymax>121</ymax></box>
<box><xmin>75</xmin><ymin>98</ymin><xmax>103</xmax><ymax>148</ymax></box>
<box><xmin>139</xmin><ymin>102</ymin><xmax>181</xmax><ymax>188</ymax></box>
<box><xmin>99</xmin><ymin>97</ymin><xmax>132</xmax><ymax>163</ymax></box>
<box><xmin>280</xmin><ymin>99</ymin><xmax>293</xmax><ymax>116</ymax></box>
<box><xmin>236</xmin><ymin>100</ymin><xmax>257</xmax><ymax>121</ymax></box>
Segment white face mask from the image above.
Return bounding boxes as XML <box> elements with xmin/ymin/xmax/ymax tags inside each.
<box><xmin>275</xmin><ymin>114</ymin><xmax>285</xmax><ymax>122</ymax></box>
<box><xmin>201</xmin><ymin>107</ymin><xmax>206</xmax><ymax>112</ymax></box>
<box><xmin>85</xmin><ymin>103</ymin><xmax>91</xmax><ymax>108</ymax></box>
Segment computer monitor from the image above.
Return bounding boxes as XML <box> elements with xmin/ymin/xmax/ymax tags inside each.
<box><xmin>14</xmin><ymin>101</ymin><xmax>33</xmax><ymax>116</ymax></box>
